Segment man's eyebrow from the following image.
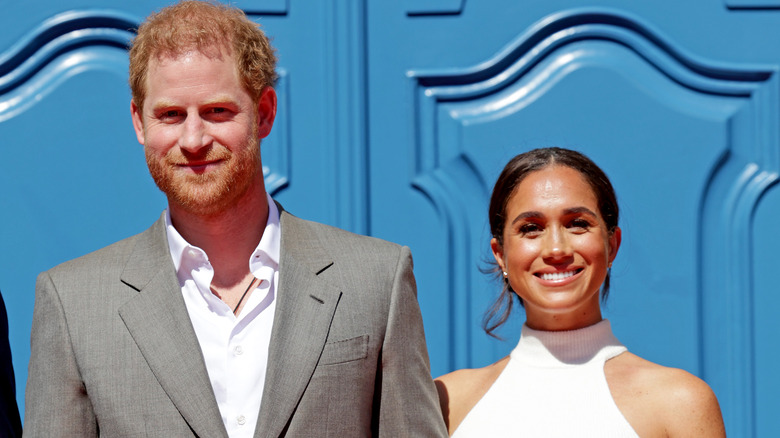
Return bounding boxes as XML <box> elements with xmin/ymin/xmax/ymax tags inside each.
<box><xmin>148</xmin><ymin>95</ymin><xmax>238</xmax><ymax>113</ymax></box>
<box><xmin>150</xmin><ymin>99</ymin><xmax>177</xmax><ymax>113</ymax></box>
<box><xmin>202</xmin><ymin>95</ymin><xmax>238</xmax><ymax>106</ymax></box>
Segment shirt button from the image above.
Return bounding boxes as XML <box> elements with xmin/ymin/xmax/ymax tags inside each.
<box><xmin>237</xmin><ymin>415</ymin><xmax>246</xmax><ymax>425</ymax></box>
<box><xmin>234</xmin><ymin>345</ymin><xmax>244</xmax><ymax>355</ymax></box>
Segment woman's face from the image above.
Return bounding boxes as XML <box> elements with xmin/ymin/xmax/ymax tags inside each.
<box><xmin>491</xmin><ymin>165</ymin><xmax>621</xmax><ymax>331</ymax></box>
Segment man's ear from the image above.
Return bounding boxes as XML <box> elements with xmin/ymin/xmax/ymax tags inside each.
<box><xmin>130</xmin><ymin>100</ymin><xmax>145</xmax><ymax>145</ymax></box>
<box><xmin>256</xmin><ymin>86</ymin><xmax>277</xmax><ymax>139</ymax></box>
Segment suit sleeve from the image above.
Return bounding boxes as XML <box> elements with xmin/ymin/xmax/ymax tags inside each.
<box><xmin>24</xmin><ymin>272</ymin><xmax>97</xmax><ymax>437</ymax></box>
<box><xmin>375</xmin><ymin>247</ymin><xmax>448</xmax><ymax>437</ymax></box>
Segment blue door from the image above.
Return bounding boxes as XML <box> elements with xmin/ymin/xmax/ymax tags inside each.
<box><xmin>2</xmin><ymin>1</ymin><xmax>779</xmax><ymax>436</ymax></box>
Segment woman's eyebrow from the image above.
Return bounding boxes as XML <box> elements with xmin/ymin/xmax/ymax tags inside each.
<box><xmin>511</xmin><ymin>211</ymin><xmax>543</xmax><ymax>225</ymax></box>
<box><xmin>563</xmin><ymin>206</ymin><xmax>598</xmax><ymax>217</ymax></box>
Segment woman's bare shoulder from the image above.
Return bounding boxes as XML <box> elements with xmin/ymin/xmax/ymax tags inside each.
<box><xmin>435</xmin><ymin>356</ymin><xmax>510</xmax><ymax>435</ymax></box>
<box><xmin>606</xmin><ymin>352</ymin><xmax>726</xmax><ymax>437</ymax></box>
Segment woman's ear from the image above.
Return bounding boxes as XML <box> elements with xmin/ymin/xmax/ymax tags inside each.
<box><xmin>490</xmin><ymin>237</ymin><xmax>506</xmax><ymax>273</ymax></box>
<box><xmin>608</xmin><ymin>226</ymin><xmax>622</xmax><ymax>263</ymax></box>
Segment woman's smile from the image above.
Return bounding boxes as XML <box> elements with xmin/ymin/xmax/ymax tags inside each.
<box><xmin>535</xmin><ymin>268</ymin><xmax>583</xmax><ymax>284</ymax></box>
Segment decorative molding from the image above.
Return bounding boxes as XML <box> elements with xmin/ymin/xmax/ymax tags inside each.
<box><xmin>238</xmin><ymin>0</ymin><xmax>289</xmax><ymax>16</ymax></box>
<box><xmin>726</xmin><ymin>0</ymin><xmax>780</xmax><ymax>10</ymax></box>
<box><xmin>406</xmin><ymin>8</ymin><xmax>778</xmax><ymax>436</ymax></box>
<box><xmin>321</xmin><ymin>0</ymin><xmax>369</xmax><ymax>234</ymax></box>
<box><xmin>263</xmin><ymin>69</ymin><xmax>291</xmax><ymax>195</ymax></box>
<box><xmin>0</xmin><ymin>10</ymin><xmax>137</xmax><ymax>122</ymax></box>
<box><xmin>699</xmin><ymin>71</ymin><xmax>780</xmax><ymax>437</ymax></box>
<box><xmin>406</xmin><ymin>0</ymin><xmax>464</xmax><ymax>16</ymax></box>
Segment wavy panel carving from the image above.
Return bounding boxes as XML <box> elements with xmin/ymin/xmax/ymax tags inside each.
<box><xmin>237</xmin><ymin>0</ymin><xmax>288</xmax><ymax>15</ymax></box>
<box><xmin>405</xmin><ymin>0</ymin><xmax>464</xmax><ymax>16</ymax></box>
<box><xmin>0</xmin><ymin>10</ymin><xmax>136</xmax><ymax>122</ymax></box>
<box><xmin>407</xmin><ymin>8</ymin><xmax>778</xmax><ymax>437</ymax></box>
<box><xmin>726</xmin><ymin>0</ymin><xmax>780</xmax><ymax>9</ymax></box>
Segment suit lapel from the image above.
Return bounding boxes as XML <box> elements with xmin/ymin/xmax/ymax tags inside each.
<box><xmin>255</xmin><ymin>211</ymin><xmax>342</xmax><ymax>438</ymax></box>
<box><xmin>118</xmin><ymin>217</ymin><xmax>228</xmax><ymax>438</ymax></box>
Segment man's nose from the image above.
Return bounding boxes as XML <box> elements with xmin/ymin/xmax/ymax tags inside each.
<box><xmin>179</xmin><ymin>113</ymin><xmax>211</xmax><ymax>153</ymax></box>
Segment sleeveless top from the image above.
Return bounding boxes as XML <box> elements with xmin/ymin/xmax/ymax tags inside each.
<box><xmin>452</xmin><ymin>320</ymin><xmax>639</xmax><ymax>437</ymax></box>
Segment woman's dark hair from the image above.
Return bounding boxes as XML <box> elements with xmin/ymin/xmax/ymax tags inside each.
<box><xmin>483</xmin><ymin>147</ymin><xmax>620</xmax><ymax>337</ymax></box>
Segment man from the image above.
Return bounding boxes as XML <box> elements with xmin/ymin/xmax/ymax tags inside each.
<box><xmin>0</xmin><ymin>291</ymin><xmax>21</xmax><ymax>438</ymax></box>
<box><xmin>24</xmin><ymin>1</ymin><xmax>447</xmax><ymax>437</ymax></box>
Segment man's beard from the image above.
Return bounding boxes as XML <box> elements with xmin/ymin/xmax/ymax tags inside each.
<box><xmin>145</xmin><ymin>137</ymin><xmax>262</xmax><ymax>217</ymax></box>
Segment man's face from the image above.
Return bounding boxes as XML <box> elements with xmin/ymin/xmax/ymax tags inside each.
<box><xmin>131</xmin><ymin>49</ymin><xmax>276</xmax><ymax>217</ymax></box>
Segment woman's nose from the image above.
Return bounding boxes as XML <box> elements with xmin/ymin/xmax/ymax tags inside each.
<box><xmin>542</xmin><ymin>226</ymin><xmax>572</xmax><ymax>260</ymax></box>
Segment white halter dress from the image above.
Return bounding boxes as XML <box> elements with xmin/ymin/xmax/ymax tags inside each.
<box><xmin>452</xmin><ymin>320</ymin><xmax>639</xmax><ymax>437</ymax></box>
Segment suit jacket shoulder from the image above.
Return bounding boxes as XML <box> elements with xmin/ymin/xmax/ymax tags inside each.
<box><xmin>44</xmin><ymin>216</ymin><xmax>168</xmax><ymax>292</ymax></box>
<box><xmin>26</xmin><ymin>215</ymin><xmax>227</xmax><ymax>438</ymax></box>
<box><xmin>280</xmin><ymin>211</ymin><xmax>404</xmax><ymax>260</ymax></box>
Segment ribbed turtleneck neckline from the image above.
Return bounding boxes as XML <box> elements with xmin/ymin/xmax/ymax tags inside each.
<box><xmin>511</xmin><ymin>319</ymin><xmax>626</xmax><ymax>367</ymax></box>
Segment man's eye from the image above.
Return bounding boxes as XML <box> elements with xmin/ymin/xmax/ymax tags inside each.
<box><xmin>161</xmin><ymin>110</ymin><xmax>180</xmax><ymax>118</ymax></box>
<box><xmin>207</xmin><ymin>107</ymin><xmax>233</xmax><ymax>120</ymax></box>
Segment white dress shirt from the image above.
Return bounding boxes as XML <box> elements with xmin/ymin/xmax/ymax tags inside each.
<box><xmin>164</xmin><ymin>196</ymin><xmax>280</xmax><ymax>438</ymax></box>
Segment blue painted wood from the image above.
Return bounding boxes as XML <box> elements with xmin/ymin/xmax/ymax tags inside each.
<box><xmin>405</xmin><ymin>0</ymin><xmax>464</xmax><ymax>16</ymax></box>
<box><xmin>401</xmin><ymin>11</ymin><xmax>778</xmax><ymax>436</ymax></box>
<box><xmin>319</xmin><ymin>0</ymin><xmax>369</xmax><ymax>235</ymax></box>
<box><xmin>2</xmin><ymin>1</ymin><xmax>780</xmax><ymax>435</ymax></box>
<box><xmin>754</xmin><ymin>182</ymin><xmax>780</xmax><ymax>438</ymax></box>
<box><xmin>727</xmin><ymin>0</ymin><xmax>780</xmax><ymax>9</ymax></box>
<box><xmin>262</xmin><ymin>68</ymin><xmax>291</xmax><ymax>196</ymax></box>
<box><xmin>253</xmin><ymin>1</ymin><xmax>370</xmax><ymax>231</ymax></box>
<box><xmin>0</xmin><ymin>10</ymin><xmax>137</xmax><ymax>121</ymax></box>
<box><xmin>368</xmin><ymin>2</ymin><xmax>780</xmax><ymax>436</ymax></box>
<box><xmin>234</xmin><ymin>0</ymin><xmax>288</xmax><ymax>15</ymax></box>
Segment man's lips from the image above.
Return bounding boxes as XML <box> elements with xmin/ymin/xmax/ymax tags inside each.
<box><xmin>175</xmin><ymin>159</ymin><xmax>223</xmax><ymax>172</ymax></box>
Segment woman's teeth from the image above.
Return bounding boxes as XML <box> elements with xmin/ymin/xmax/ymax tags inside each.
<box><xmin>540</xmin><ymin>270</ymin><xmax>577</xmax><ymax>281</ymax></box>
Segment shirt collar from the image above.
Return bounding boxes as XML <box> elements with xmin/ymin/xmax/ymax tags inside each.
<box><xmin>165</xmin><ymin>193</ymin><xmax>281</xmax><ymax>280</ymax></box>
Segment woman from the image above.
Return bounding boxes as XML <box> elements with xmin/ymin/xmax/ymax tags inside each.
<box><xmin>435</xmin><ymin>148</ymin><xmax>725</xmax><ymax>437</ymax></box>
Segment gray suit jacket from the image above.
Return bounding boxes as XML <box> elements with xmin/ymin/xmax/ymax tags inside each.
<box><xmin>24</xmin><ymin>209</ymin><xmax>447</xmax><ymax>437</ymax></box>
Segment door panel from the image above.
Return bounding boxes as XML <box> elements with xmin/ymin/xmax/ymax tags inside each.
<box><xmin>368</xmin><ymin>3</ymin><xmax>779</xmax><ymax>436</ymax></box>
<box><xmin>2</xmin><ymin>1</ymin><xmax>779</xmax><ymax>436</ymax></box>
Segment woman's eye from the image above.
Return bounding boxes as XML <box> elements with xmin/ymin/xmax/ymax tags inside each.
<box><xmin>519</xmin><ymin>223</ymin><xmax>542</xmax><ymax>236</ymax></box>
<box><xmin>569</xmin><ymin>218</ymin><xmax>590</xmax><ymax>230</ymax></box>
